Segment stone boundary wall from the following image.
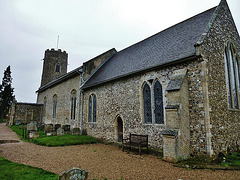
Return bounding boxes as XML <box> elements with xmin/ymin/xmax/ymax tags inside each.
<box><xmin>9</xmin><ymin>102</ymin><xmax>43</xmax><ymax>125</ymax></box>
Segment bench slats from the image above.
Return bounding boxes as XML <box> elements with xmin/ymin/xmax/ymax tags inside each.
<box><xmin>122</xmin><ymin>133</ymin><xmax>148</xmax><ymax>155</ymax></box>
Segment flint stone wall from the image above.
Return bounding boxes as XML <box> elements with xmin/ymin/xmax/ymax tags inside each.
<box><xmin>198</xmin><ymin>0</ymin><xmax>240</xmax><ymax>156</ymax></box>
<box><xmin>9</xmin><ymin>102</ymin><xmax>43</xmax><ymax>125</ymax></box>
<box><xmin>82</xmin><ymin>60</ymin><xmax>205</xmax><ymax>152</ymax></box>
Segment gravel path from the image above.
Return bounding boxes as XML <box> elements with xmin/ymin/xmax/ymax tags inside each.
<box><xmin>0</xmin><ymin>123</ymin><xmax>239</xmax><ymax>180</ymax></box>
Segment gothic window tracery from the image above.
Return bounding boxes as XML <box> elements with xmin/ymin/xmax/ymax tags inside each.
<box><xmin>142</xmin><ymin>80</ymin><xmax>164</xmax><ymax>124</ymax></box>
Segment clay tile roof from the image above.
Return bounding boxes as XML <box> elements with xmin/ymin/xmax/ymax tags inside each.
<box><xmin>82</xmin><ymin>7</ymin><xmax>217</xmax><ymax>89</ymax></box>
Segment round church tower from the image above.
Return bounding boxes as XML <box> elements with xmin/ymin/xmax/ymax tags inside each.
<box><xmin>40</xmin><ymin>48</ymin><xmax>68</xmax><ymax>87</ymax></box>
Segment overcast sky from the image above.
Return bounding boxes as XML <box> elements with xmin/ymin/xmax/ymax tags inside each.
<box><xmin>0</xmin><ymin>0</ymin><xmax>239</xmax><ymax>103</ymax></box>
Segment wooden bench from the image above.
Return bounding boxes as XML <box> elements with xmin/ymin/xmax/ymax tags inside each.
<box><xmin>122</xmin><ymin>133</ymin><xmax>148</xmax><ymax>155</ymax></box>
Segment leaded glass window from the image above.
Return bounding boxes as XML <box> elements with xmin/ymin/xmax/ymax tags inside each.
<box><xmin>143</xmin><ymin>83</ymin><xmax>152</xmax><ymax>123</ymax></box>
<box><xmin>88</xmin><ymin>96</ymin><xmax>92</xmax><ymax>122</ymax></box>
<box><xmin>93</xmin><ymin>94</ymin><xmax>96</xmax><ymax>122</ymax></box>
<box><xmin>154</xmin><ymin>81</ymin><xmax>164</xmax><ymax>124</ymax></box>
<box><xmin>224</xmin><ymin>42</ymin><xmax>240</xmax><ymax>109</ymax></box>
<box><xmin>88</xmin><ymin>94</ymin><xmax>97</xmax><ymax>122</ymax></box>
<box><xmin>70</xmin><ymin>90</ymin><xmax>77</xmax><ymax>120</ymax></box>
<box><xmin>53</xmin><ymin>95</ymin><xmax>57</xmax><ymax>118</ymax></box>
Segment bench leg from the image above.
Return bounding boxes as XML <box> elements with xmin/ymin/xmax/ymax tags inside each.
<box><xmin>139</xmin><ymin>145</ymin><xmax>142</xmax><ymax>155</ymax></box>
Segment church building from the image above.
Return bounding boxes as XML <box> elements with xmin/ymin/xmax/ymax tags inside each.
<box><xmin>36</xmin><ymin>0</ymin><xmax>240</xmax><ymax>161</ymax></box>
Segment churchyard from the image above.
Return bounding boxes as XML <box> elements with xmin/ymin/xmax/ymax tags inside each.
<box><xmin>0</xmin><ymin>123</ymin><xmax>240</xmax><ymax>179</ymax></box>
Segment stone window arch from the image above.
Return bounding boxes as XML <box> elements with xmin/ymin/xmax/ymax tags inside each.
<box><xmin>142</xmin><ymin>79</ymin><xmax>164</xmax><ymax>124</ymax></box>
<box><xmin>70</xmin><ymin>89</ymin><xmax>77</xmax><ymax>120</ymax></box>
<box><xmin>224</xmin><ymin>42</ymin><xmax>240</xmax><ymax>109</ymax></box>
<box><xmin>53</xmin><ymin>94</ymin><xmax>57</xmax><ymax>118</ymax></box>
<box><xmin>88</xmin><ymin>94</ymin><xmax>97</xmax><ymax>122</ymax></box>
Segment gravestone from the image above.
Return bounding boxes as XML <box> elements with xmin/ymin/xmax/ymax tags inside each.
<box><xmin>62</xmin><ymin>125</ymin><xmax>70</xmax><ymax>133</ymax></box>
<box><xmin>55</xmin><ymin>124</ymin><xmax>61</xmax><ymax>131</ymax></box>
<box><xmin>44</xmin><ymin>124</ymin><xmax>53</xmax><ymax>135</ymax></box>
<box><xmin>72</xmin><ymin>128</ymin><xmax>80</xmax><ymax>135</ymax></box>
<box><xmin>15</xmin><ymin>120</ymin><xmax>21</xmax><ymax>125</ymax></box>
<box><xmin>57</xmin><ymin>127</ymin><xmax>64</xmax><ymax>136</ymax></box>
<box><xmin>27</xmin><ymin>123</ymin><xmax>37</xmax><ymax>131</ymax></box>
<box><xmin>37</xmin><ymin>122</ymin><xmax>45</xmax><ymax>131</ymax></box>
<box><xmin>59</xmin><ymin>168</ymin><xmax>88</xmax><ymax>180</ymax></box>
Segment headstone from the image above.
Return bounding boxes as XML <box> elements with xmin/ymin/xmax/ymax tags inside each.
<box><xmin>59</xmin><ymin>168</ymin><xmax>88</xmax><ymax>180</ymax></box>
<box><xmin>33</xmin><ymin>132</ymin><xmax>39</xmax><ymax>139</ymax></box>
<box><xmin>55</xmin><ymin>124</ymin><xmax>61</xmax><ymax>131</ymax></box>
<box><xmin>44</xmin><ymin>124</ymin><xmax>53</xmax><ymax>134</ymax></box>
<box><xmin>72</xmin><ymin>128</ymin><xmax>80</xmax><ymax>135</ymax></box>
<box><xmin>57</xmin><ymin>127</ymin><xmax>64</xmax><ymax>136</ymax></box>
<box><xmin>37</xmin><ymin>122</ymin><xmax>45</xmax><ymax>131</ymax></box>
<box><xmin>15</xmin><ymin>120</ymin><xmax>21</xmax><ymax>125</ymax></box>
<box><xmin>27</xmin><ymin>123</ymin><xmax>37</xmax><ymax>131</ymax></box>
<box><xmin>62</xmin><ymin>125</ymin><xmax>70</xmax><ymax>133</ymax></box>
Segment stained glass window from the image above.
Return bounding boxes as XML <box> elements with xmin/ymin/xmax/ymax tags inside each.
<box><xmin>88</xmin><ymin>94</ymin><xmax>97</xmax><ymax>122</ymax></box>
<box><xmin>154</xmin><ymin>81</ymin><xmax>164</xmax><ymax>124</ymax></box>
<box><xmin>93</xmin><ymin>94</ymin><xmax>96</xmax><ymax>122</ymax></box>
<box><xmin>143</xmin><ymin>83</ymin><xmax>152</xmax><ymax>123</ymax></box>
<box><xmin>88</xmin><ymin>96</ymin><xmax>92</xmax><ymax>122</ymax></box>
<box><xmin>225</xmin><ymin>42</ymin><xmax>240</xmax><ymax>109</ymax></box>
<box><xmin>53</xmin><ymin>95</ymin><xmax>57</xmax><ymax>118</ymax></box>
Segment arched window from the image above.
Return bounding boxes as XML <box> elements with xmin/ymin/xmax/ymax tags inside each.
<box><xmin>53</xmin><ymin>94</ymin><xmax>57</xmax><ymax>118</ymax></box>
<box><xmin>43</xmin><ymin>97</ymin><xmax>47</xmax><ymax>118</ymax></box>
<box><xmin>70</xmin><ymin>90</ymin><xmax>77</xmax><ymax>120</ymax></box>
<box><xmin>154</xmin><ymin>80</ymin><xmax>164</xmax><ymax>124</ymax></box>
<box><xmin>143</xmin><ymin>83</ymin><xmax>152</xmax><ymax>123</ymax></box>
<box><xmin>88</xmin><ymin>94</ymin><xmax>97</xmax><ymax>122</ymax></box>
<box><xmin>142</xmin><ymin>80</ymin><xmax>164</xmax><ymax>124</ymax></box>
<box><xmin>224</xmin><ymin>42</ymin><xmax>240</xmax><ymax>109</ymax></box>
<box><xmin>55</xmin><ymin>63</ymin><xmax>60</xmax><ymax>72</ymax></box>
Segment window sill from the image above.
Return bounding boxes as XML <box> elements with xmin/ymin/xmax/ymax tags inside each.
<box><xmin>228</xmin><ymin>108</ymin><xmax>240</xmax><ymax>112</ymax></box>
<box><xmin>143</xmin><ymin>123</ymin><xmax>165</xmax><ymax>126</ymax></box>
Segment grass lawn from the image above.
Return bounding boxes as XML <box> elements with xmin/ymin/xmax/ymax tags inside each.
<box><xmin>221</xmin><ymin>152</ymin><xmax>240</xmax><ymax>167</ymax></box>
<box><xmin>0</xmin><ymin>156</ymin><xmax>58</xmax><ymax>180</ymax></box>
<box><xmin>10</xmin><ymin>125</ymin><xmax>98</xmax><ymax>147</ymax></box>
<box><xmin>32</xmin><ymin>134</ymin><xmax>98</xmax><ymax>146</ymax></box>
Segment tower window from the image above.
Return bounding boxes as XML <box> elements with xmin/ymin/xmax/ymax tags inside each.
<box><xmin>55</xmin><ymin>63</ymin><xmax>60</xmax><ymax>72</ymax></box>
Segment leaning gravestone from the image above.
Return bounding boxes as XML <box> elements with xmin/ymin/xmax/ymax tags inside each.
<box><xmin>59</xmin><ymin>168</ymin><xmax>88</xmax><ymax>180</ymax></box>
<box><xmin>57</xmin><ymin>127</ymin><xmax>64</xmax><ymax>136</ymax></box>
